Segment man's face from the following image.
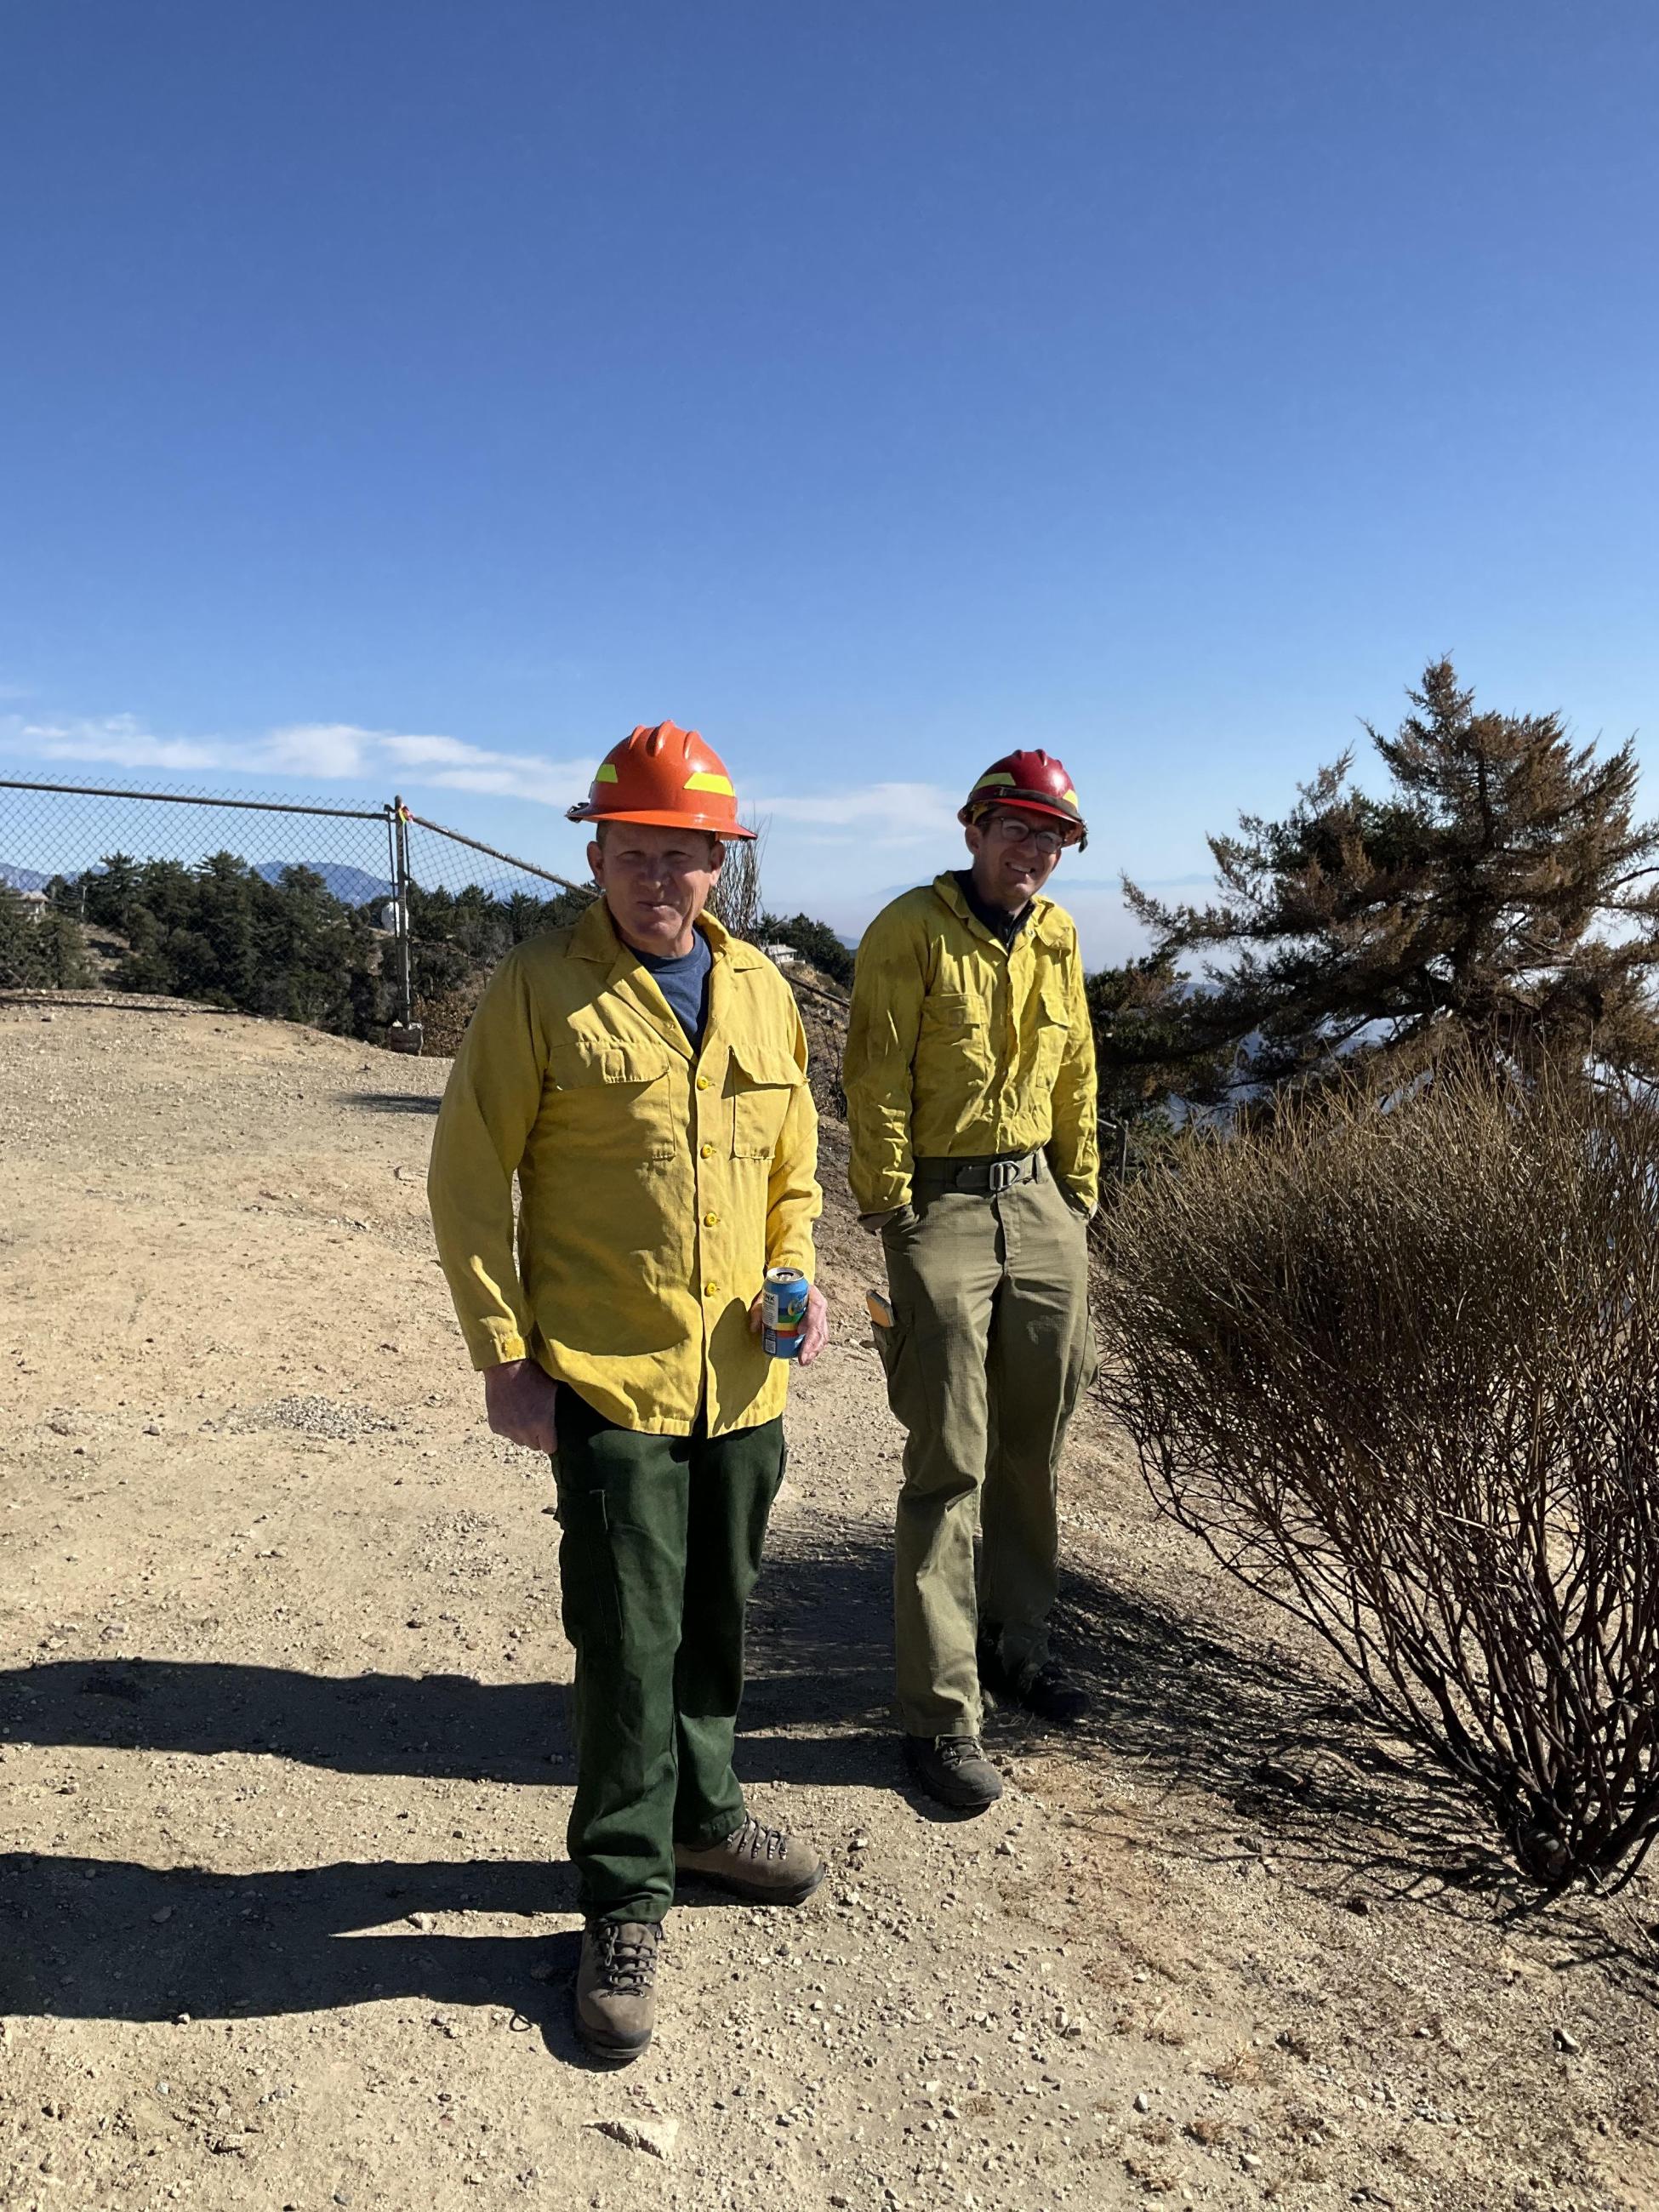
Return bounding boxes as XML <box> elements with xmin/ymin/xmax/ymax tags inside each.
<box><xmin>590</xmin><ymin>822</ymin><xmax>723</xmax><ymax>956</ymax></box>
<box><xmin>963</xmin><ymin>807</ymin><xmax>1066</xmax><ymax>912</ymax></box>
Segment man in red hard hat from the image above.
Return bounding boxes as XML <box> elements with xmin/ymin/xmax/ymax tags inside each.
<box><xmin>843</xmin><ymin>750</ymin><xmax>1098</xmax><ymax>1812</ymax></box>
<box><xmin>429</xmin><ymin>721</ymin><xmax>829</xmax><ymax>2060</ymax></box>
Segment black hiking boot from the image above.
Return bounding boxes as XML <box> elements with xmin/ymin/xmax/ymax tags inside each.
<box><xmin>904</xmin><ymin>1733</ymin><xmax>1003</xmax><ymax>1812</ymax></box>
<box><xmin>978</xmin><ymin>1629</ymin><xmax>1091</xmax><ymax>1727</ymax></box>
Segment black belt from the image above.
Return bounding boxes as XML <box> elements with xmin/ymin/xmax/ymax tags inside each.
<box><xmin>913</xmin><ymin>1151</ymin><xmax>1040</xmax><ymax>1195</ymax></box>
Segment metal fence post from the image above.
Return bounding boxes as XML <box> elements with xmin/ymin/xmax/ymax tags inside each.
<box><xmin>390</xmin><ymin>795</ymin><xmax>420</xmax><ymax>1052</ymax></box>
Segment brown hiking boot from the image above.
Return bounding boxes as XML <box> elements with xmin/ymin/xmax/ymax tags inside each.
<box><xmin>574</xmin><ymin>1918</ymin><xmax>663</xmax><ymax>2060</ymax></box>
<box><xmin>674</xmin><ymin>1816</ymin><xmax>825</xmax><ymax>1906</ymax></box>
<box><xmin>904</xmin><ymin>1733</ymin><xmax>1003</xmax><ymax>1812</ymax></box>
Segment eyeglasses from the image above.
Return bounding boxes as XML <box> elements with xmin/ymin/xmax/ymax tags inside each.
<box><xmin>986</xmin><ymin>813</ymin><xmax>1064</xmax><ymax>855</ymax></box>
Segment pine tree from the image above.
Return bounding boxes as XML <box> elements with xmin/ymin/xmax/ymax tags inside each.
<box><xmin>0</xmin><ymin>882</ymin><xmax>40</xmax><ymax>987</ymax></box>
<box><xmin>1124</xmin><ymin>659</ymin><xmax>1659</xmax><ymax>1103</ymax></box>
<box><xmin>0</xmin><ymin>884</ymin><xmax>92</xmax><ymax>989</ymax></box>
<box><xmin>34</xmin><ymin>905</ymin><xmax>93</xmax><ymax>988</ymax></box>
<box><xmin>1087</xmin><ymin>949</ymin><xmax>1227</xmax><ymax>1123</ymax></box>
<box><xmin>758</xmin><ymin>912</ymin><xmax>854</xmax><ymax>987</ymax></box>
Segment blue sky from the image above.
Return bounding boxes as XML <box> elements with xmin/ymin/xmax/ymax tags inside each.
<box><xmin>3</xmin><ymin>3</ymin><xmax>1656</xmax><ymax>959</ymax></box>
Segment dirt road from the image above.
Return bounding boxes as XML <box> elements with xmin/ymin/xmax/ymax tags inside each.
<box><xmin>3</xmin><ymin>1003</ymin><xmax>1657</xmax><ymax>2211</ymax></box>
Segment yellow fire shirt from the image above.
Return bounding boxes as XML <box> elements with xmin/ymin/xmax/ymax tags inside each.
<box><xmin>843</xmin><ymin>873</ymin><xmax>1098</xmax><ymax>1217</ymax></box>
<box><xmin>428</xmin><ymin>900</ymin><xmax>821</xmax><ymax>1436</ymax></box>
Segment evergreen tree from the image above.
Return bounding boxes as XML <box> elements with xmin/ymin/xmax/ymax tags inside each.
<box><xmin>81</xmin><ymin>852</ymin><xmax>138</xmax><ymax>931</ymax></box>
<box><xmin>0</xmin><ymin>883</ymin><xmax>92</xmax><ymax>988</ymax></box>
<box><xmin>1124</xmin><ymin>659</ymin><xmax>1659</xmax><ymax>1104</ymax></box>
<box><xmin>404</xmin><ymin>878</ymin><xmax>587</xmax><ymax>1016</ymax></box>
<box><xmin>758</xmin><ymin>911</ymin><xmax>854</xmax><ymax>987</ymax></box>
<box><xmin>35</xmin><ymin>905</ymin><xmax>93</xmax><ymax>988</ymax></box>
<box><xmin>0</xmin><ymin>883</ymin><xmax>40</xmax><ymax>987</ymax></box>
<box><xmin>1087</xmin><ymin>949</ymin><xmax>1227</xmax><ymax>1123</ymax></box>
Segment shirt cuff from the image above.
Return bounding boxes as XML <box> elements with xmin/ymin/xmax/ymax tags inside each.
<box><xmin>471</xmin><ymin>1326</ymin><xmax>529</xmax><ymax>1371</ymax></box>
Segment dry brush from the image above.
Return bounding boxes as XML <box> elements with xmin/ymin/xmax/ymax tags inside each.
<box><xmin>1095</xmin><ymin>1063</ymin><xmax>1659</xmax><ymax>1890</ymax></box>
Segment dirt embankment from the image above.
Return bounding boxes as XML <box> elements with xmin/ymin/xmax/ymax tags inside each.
<box><xmin>2</xmin><ymin>1001</ymin><xmax>1656</xmax><ymax>2212</ymax></box>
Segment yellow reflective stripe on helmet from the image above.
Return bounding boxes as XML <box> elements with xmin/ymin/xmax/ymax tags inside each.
<box><xmin>594</xmin><ymin>762</ymin><xmax>619</xmax><ymax>784</ymax></box>
<box><xmin>972</xmin><ymin>771</ymin><xmax>1017</xmax><ymax>791</ymax></box>
<box><xmin>684</xmin><ymin>770</ymin><xmax>735</xmax><ymax>795</ymax></box>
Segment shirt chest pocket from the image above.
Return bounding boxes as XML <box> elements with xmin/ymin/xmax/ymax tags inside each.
<box><xmin>551</xmin><ymin>1037</ymin><xmax>678</xmax><ymax>1162</ymax></box>
<box><xmin>1033</xmin><ymin>976</ymin><xmax>1071</xmax><ymax>1080</ymax></box>
<box><xmin>727</xmin><ymin>1043</ymin><xmax>802</xmax><ymax>1160</ymax></box>
<box><xmin>921</xmin><ymin>988</ymin><xmax>993</xmax><ymax>1085</ymax></box>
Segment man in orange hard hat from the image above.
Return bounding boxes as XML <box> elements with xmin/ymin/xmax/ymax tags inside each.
<box><xmin>429</xmin><ymin>721</ymin><xmax>829</xmax><ymax>2061</ymax></box>
<box><xmin>843</xmin><ymin>750</ymin><xmax>1098</xmax><ymax>1813</ymax></box>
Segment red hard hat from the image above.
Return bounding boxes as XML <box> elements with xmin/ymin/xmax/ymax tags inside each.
<box><xmin>567</xmin><ymin>721</ymin><xmax>756</xmax><ymax>841</ymax></box>
<box><xmin>960</xmin><ymin>750</ymin><xmax>1087</xmax><ymax>849</ymax></box>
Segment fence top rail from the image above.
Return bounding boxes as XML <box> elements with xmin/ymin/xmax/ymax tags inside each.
<box><xmin>0</xmin><ymin>776</ymin><xmax>393</xmax><ymax>824</ymax></box>
<box><xmin>401</xmin><ymin>806</ymin><xmax>594</xmax><ymax>898</ymax></box>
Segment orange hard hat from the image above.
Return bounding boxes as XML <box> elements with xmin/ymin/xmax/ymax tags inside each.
<box><xmin>567</xmin><ymin>721</ymin><xmax>756</xmax><ymax>841</ymax></box>
<box><xmin>960</xmin><ymin>749</ymin><xmax>1087</xmax><ymax>850</ymax></box>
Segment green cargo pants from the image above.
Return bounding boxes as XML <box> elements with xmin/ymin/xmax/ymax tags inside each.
<box><xmin>552</xmin><ymin>1385</ymin><xmax>786</xmax><ymax>1923</ymax></box>
<box><xmin>879</xmin><ymin>1154</ymin><xmax>1095</xmax><ymax>1738</ymax></box>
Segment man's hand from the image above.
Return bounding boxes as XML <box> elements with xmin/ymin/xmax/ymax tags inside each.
<box><xmin>482</xmin><ymin>1358</ymin><xmax>560</xmax><ymax>1456</ymax></box>
<box><xmin>859</xmin><ymin>1206</ymin><xmax>911</xmax><ymax>1235</ymax></box>
<box><xmin>747</xmin><ymin>1282</ymin><xmax>831</xmax><ymax>1367</ymax></box>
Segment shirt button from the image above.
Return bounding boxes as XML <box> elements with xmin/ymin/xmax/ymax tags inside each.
<box><xmin>696</xmin><ymin>1075</ymin><xmax>710</xmax><ymax>1090</ymax></box>
<box><xmin>704</xmin><ymin>1280</ymin><xmax>719</xmax><ymax>1297</ymax></box>
<box><xmin>700</xmin><ymin>1142</ymin><xmax>715</xmax><ymax>1158</ymax></box>
<box><xmin>704</xmin><ymin>1211</ymin><xmax>719</xmax><ymax>1227</ymax></box>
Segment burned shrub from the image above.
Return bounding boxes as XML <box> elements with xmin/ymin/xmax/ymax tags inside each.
<box><xmin>1096</xmin><ymin>1062</ymin><xmax>1659</xmax><ymax>1890</ymax></box>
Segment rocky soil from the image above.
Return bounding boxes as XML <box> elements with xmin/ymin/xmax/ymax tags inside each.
<box><xmin>2</xmin><ymin>999</ymin><xmax>1657</xmax><ymax>2212</ymax></box>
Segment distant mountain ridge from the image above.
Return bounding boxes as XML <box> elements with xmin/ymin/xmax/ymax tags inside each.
<box><xmin>252</xmin><ymin>860</ymin><xmax>395</xmax><ymax>904</ymax></box>
<box><xmin>3</xmin><ymin>858</ymin><xmax>396</xmax><ymax>905</ymax></box>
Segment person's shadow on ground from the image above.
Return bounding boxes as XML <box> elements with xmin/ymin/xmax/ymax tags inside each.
<box><xmin>12</xmin><ymin>1528</ymin><xmax>1618</xmax><ymax>2049</ymax></box>
<box><xmin>0</xmin><ymin>1539</ymin><xmax>898</xmax><ymax>1790</ymax></box>
<box><xmin>0</xmin><ymin>1850</ymin><xmax>607</xmax><ymax>2061</ymax></box>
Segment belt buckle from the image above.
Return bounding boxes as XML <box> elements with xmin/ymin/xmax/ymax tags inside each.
<box><xmin>986</xmin><ymin>1159</ymin><xmax>1020</xmax><ymax>1194</ymax></box>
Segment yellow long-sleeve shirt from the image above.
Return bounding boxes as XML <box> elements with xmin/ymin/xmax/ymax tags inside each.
<box><xmin>842</xmin><ymin>873</ymin><xmax>1098</xmax><ymax>1217</ymax></box>
<box><xmin>427</xmin><ymin>899</ymin><xmax>821</xmax><ymax>1437</ymax></box>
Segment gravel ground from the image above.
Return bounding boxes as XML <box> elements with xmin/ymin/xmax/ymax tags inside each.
<box><xmin>2</xmin><ymin>1000</ymin><xmax>1657</xmax><ymax>2212</ymax></box>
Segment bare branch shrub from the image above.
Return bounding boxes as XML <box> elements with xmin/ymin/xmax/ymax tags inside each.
<box><xmin>708</xmin><ymin>821</ymin><xmax>767</xmax><ymax>941</ymax></box>
<box><xmin>1096</xmin><ymin>1058</ymin><xmax>1659</xmax><ymax>1890</ymax></box>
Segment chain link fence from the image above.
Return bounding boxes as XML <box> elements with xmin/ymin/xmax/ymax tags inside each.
<box><xmin>0</xmin><ymin>775</ymin><xmax>400</xmax><ymax>905</ymax></box>
<box><xmin>0</xmin><ymin>775</ymin><xmax>597</xmax><ymax>1052</ymax></box>
<box><xmin>396</xmin><ymin>806</ymin><xmax>593</xmax><ymax>1052</ymax></box>
<box><xmin>0</xmin><ymin>774</ymin><xmax>858</xmax><ymax>1068</ymax></box>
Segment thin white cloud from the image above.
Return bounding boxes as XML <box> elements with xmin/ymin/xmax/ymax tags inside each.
<box><xmin>379</xmin><ymin>732</ymin><xmax>590</xmax><ymax>804</ymax></box>
<box><xmin>264</xmin><ymin>722</ymin><xmax>372</xmax><ymax>780</ymax></box>
<box><xmin>3</xmin><ymin>712</ymin><xmax>593</xmax><ymax>808</ymax></box>
<box><xmin>16</xmin><ymin>714</ymin><xmax>231</xmax><ymax>773</ymax></box>
<box><xmin>5</xmin><ymin>712</ymin><xmax>955</xmax><ymax>836</ymax></box>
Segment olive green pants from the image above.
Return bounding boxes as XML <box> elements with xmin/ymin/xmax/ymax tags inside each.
<box><xmin>879</xmin><ymin>1159</ymin><xmax>1095</xmax><ymax>1737</ymax></box>
<box><xmin>553</xmin><ymin>1386</ymin><xmax>786</xmax><ymax>1923</ymax></box>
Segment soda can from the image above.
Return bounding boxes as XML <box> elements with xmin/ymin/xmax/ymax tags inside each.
<box><xmin>763</xmin><ymin>1265</ymin><xmax>811</xmax><ymax>1360</ymax></box>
